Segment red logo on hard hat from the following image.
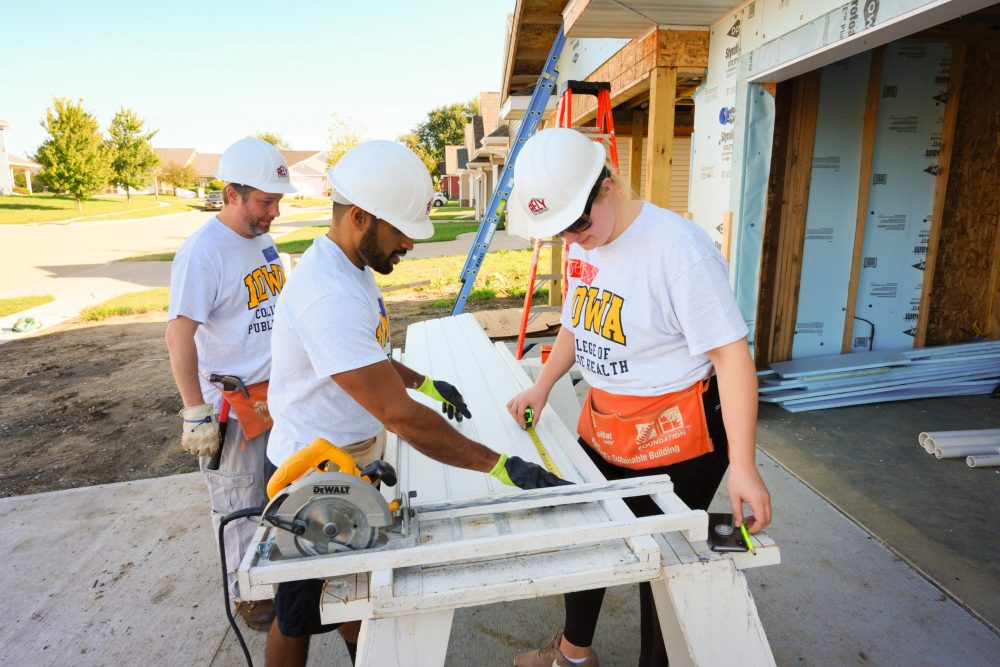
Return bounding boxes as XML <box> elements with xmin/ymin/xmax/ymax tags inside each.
<box><xmin>276</xmin><ymin>165</ymin><xmax>288</xmax><ymax>178</ymax></box>
<box><xmin>527</xmin><ymin>198</ymin><xmax>548</xmax><ymax>215</ymax></box>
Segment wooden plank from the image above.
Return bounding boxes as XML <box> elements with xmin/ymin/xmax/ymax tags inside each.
<box><xmin>842</xmin><ymin>47</ymin><xmax>885</xmax><ymax>353</ymax></box>
<box><xmin>630</xmin><ymin>109</ymin><xmax>645</xmax><ymax>196</ymax></box>
<box><xmin>645</xmin><ymin>66</ymin><xmax>677</xmax><ymax>208</ymax></box>
<box><xmin>754</xmin><ymin>78</ymin><xmax>795</xmax><ymax>367</ymax></box>
<box><xmin>548</xmin><ymin>241</ymin><xmax>563</xmax><ymax>307</ymax></box>
<box><xmin>915</xmin><ymin>43</ymin><xmax>966</xmax><ymax>348</ymax></box>
<box><xmin>721</xmin><ymin>211</ymin><xmax>733</xmax><ymax>262</ymax></box>
<box><xmin>771</xmin><ymin>70</ymin><xmax>822</xmax><ymax>362</ymax></box>
<box><xmin>472</xmin><ymin>308</ymin><xmax>560</xmax><ymax>339</ymax></box>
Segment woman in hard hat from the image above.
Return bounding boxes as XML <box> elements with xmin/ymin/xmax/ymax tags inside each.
<box><xmin>506</xmin><ymin>127</ymin><xmax>771</xmax><ymax>667</ymax></box>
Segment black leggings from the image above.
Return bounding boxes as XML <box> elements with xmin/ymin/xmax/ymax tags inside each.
<box><xmin>563</xmin><ymin>377</ymin><xmax>730</xmax><ymax>667</ymax></box>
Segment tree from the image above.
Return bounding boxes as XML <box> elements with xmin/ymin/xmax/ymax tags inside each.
<box><xmin>106</xmin><ymin>107</ymin><xmax>159</xmax><ymax>201</ymax></box>
<box><xmin>410</xmin><ymin>99</ymin><xmax>477</xmax><ymax>177</ymax></box>
<box><xmin>34</xmin><ymin>98</ymin><xmax>112</xmax><ymax>210</ymax></box>
<box><xmin>327</xmin><ymin>113</ymin><xmax>363</xmax><ymax>168</ymax></box>
<box><xmin>159</xmin><ymin>161</ymin><xmax>197</xmax><ymax>192</ymax></box>
<box><xmin>398</xmin><ymin>132</ymin><xmax>437</xmax><ymax>177</ymax></box>
<box><xmin>252</xmin><ymin>131</ymin><xmax>289</xmax><ymax>149</ymax></box>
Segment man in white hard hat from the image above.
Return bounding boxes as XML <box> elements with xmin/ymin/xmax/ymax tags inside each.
<box><xmin>264</xmin><ymin>139</ymin><xmax>569</xmax><ymax>664</ymax></box>
<box><xmin>166</xmin><ymin>137</ymin><xmax>297</xmax><ymax>631</ymax></box>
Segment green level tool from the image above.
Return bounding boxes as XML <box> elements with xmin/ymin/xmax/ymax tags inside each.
<box><xmin>523</xmin><ymin>407</ymin><xmax>563</xmax><ymax>476</ymax></box>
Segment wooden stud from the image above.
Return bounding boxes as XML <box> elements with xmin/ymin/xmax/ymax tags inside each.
<box><xmin>645</xmin><ymin>67</ymin><xmax>677</xmax><ymax>209</ymax></box>
<box><xmin>771</xmin><ymin>70</ymin><xmax>822</xmax><ymax>362</ymax></box>
<box><xmin>721</xmin><ymin>212</ymin><xmax>733</xmax><ymax>263</ymax></box>
<box><xmin>914</xmin><ymin>43</ymin><xmax>965</xmax><ymax>348</ymax></box>
<box><xmin>630</xmin><ymin>110</ymin><xmax>645</xmax><ymax>197</ymax></box>
<box><xmin>548</xmin><ymin>241</ymin><xmax>562</xmax><ymax>307</ymax></box>
<box><xmin>754</xmin><ymin>79</ymin><xmax>795</xmax><ymax>367</ymax></box>
<box><xmin>841</xmin><ymin>47</ymin><xmax>885</xmax><ymax>353</ymax></box>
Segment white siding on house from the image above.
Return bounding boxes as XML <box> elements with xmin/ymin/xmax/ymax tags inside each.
<box><xmin>615</xmin><ymin>135</ymin><xmax>691</xmax><ymax>212</ymax></box>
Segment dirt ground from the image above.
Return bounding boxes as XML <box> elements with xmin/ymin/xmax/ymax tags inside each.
<box><xmin>0</xmin><ymin>296</ymin><xmax>525</xmax><ymax>498</ymax></box>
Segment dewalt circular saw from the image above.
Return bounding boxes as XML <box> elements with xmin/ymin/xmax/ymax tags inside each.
<box><xmin>262</xmin><ymin>438</ymin><xmax>400</xmax><ymax>557</ymax></box>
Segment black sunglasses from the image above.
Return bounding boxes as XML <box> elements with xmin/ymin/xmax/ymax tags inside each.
<box><xmin>559</xmin><ymin>167</ymin><xmax>609</xmax><ymax>237</ymax></box>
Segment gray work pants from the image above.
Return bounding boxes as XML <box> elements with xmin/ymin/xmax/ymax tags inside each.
<box><xmin>199</xmin><ymin>419</ymin><xmax>270</xmax><ymax>601</ymax></box>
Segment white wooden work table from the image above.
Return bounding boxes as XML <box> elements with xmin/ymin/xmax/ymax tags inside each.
<box><xmin>240</xmin><ymin>314</ymin><xmax>779</xmax><ymax>666</ymax></box>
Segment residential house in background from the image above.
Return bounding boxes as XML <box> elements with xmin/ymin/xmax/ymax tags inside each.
<box><xmin>441</xmin><ymin>146</ymin><xmax>470</xmax><ymax>204</ymax></box>
<box><xmin>152</xmin><ymin>147</ymin><xmax>330</xmax><ymax>197</ymax></box>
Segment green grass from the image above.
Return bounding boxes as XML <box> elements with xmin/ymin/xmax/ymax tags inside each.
<box><xmin>375</xmin><ymin>248</ymin><xmax>551</xmax><ymax>300</ymax></box>
<box><xmin>429</xmin><ymin>202</ymin><xmax>475</xmax><ymax>221</ymax></box>
<box><xmin>80</xmin><ymin>288</ymin><xmax>170</xmax><ymax>321</ymax></box>
<box><xmin>284</xmin><ymin>197</ymin><xmax>333</xmax><ymax>208</ymax></box>
<box><xmin>0</xmin><ymin>294</ymin><xmax>54</xmax><ymax>317</ymax></box>
<box><xmin>0</xmin><ymin>194</ymin><xmax>206</xmax><ymax>225</ymax></box>
<box><xmin>276</xmin><ymin>226</ymin><xmax>327</xmax><ymax>254</ymax></box>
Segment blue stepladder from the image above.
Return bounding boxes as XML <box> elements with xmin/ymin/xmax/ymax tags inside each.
<box><xmin>451</xmin><ymin>27</ymin><xmax>567</xmax><ymax>316</ymax></box>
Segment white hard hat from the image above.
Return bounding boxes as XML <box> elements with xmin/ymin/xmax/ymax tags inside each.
<box><xmin>326</xmin><ymin>140</ymin><xmax>434</xmax><ymax>240</ymax></box>
<box><xmin>508</xmin><ymin>128</ymin><xmax>606</xmax><ymax>238</ymax></box>
<box><xmin>215</xmin><ymin>138</ymin><xmax>297</xmax><ymax>194</ymax></box>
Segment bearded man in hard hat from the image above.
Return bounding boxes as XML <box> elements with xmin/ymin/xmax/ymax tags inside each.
<box><xmin>166</xmin><ymin>137</ymin><xmax>296</xmax><ymax>632</ymax></box>
<box><xmin>265</xmin><ymin>139</ymin><xmax>569</xmax><ymax>664</ymax></box>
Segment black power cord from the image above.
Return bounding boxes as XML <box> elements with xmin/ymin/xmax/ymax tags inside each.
<box><xmin>219</xmin><ymin>506</ymin><xmax>265</xmax><ymax>667</ymax></box>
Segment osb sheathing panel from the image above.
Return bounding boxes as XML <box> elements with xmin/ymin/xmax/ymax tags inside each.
<box><xmin>926</xmin><ymin>44</ymin><xmax>1000</xmax><ymax>344</ymax></box>
<box><xmin>656</xmin><ymin>29</ymin><xmax>709</xmax><ymax>68</ymax></box>
<box><xmin>572</xmin><ymin>29</ymin><xmax>658</xmax><ymax>121</ymax></box>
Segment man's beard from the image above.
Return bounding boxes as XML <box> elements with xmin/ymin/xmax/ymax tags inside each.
<box><xmin>359</xmin><ymin>220</ymin><xmax>401</xmax><ymax>274</ymax></box>
<box><xmin>247</xmin><ymin>217</ymin><xmax>270</xmax><ymax>237</ymax></box>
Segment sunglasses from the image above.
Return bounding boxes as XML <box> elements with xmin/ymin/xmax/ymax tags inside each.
<box><xmin>558</xmin><ymin>167</ymin><xmax>609</xmax><ymax>237</ymax></box>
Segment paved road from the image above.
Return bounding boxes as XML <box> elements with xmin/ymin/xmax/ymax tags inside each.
<box><xmin>0</xmin><ymin>208</ymin><xmax>333</xmax><ymax>296</ymax></box>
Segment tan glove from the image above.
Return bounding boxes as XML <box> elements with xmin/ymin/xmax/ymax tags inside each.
<box><xmin>179</xmin><ymin>404</ymin><xmax>220</xmax><ymax>457</ymax></box>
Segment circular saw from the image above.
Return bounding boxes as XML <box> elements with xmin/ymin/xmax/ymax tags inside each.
<box><xmin>262</xmin><ymin>438</ymin><xmax>399</xmax><ymax>558</ymax></box>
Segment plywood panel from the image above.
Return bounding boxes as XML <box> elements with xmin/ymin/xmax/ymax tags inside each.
<box><xmin>926</xmin><ymin>43</ymin><xmax>1000</xmax><ymax>344</ymax></box>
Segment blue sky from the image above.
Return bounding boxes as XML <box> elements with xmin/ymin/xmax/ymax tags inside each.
<box><xmin>2</xmin><ymin>1</ymin><xmax>514</xmax><ymax>157</ymax></box>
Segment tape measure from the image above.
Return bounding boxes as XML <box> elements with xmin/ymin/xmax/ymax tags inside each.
<box><xmin>523</xmin><ymin>407</ymin><xmax>562</xmax><ymax>477</ymax></box>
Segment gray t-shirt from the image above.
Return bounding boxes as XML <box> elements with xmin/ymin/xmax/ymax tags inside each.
<box><xmin>168</xmin><ymin>217</ymin><xmax>284</xmax><ymax>412</ymax></box>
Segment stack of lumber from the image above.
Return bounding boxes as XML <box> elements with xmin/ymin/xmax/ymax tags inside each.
<box><xmin>758</xmin><ymin>340</ymin><xmax>1000</xmax><ymax>413</ymax></box>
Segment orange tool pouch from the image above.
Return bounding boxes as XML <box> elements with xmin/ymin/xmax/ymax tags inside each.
<box><xmin>577</xmin><ymin>379</ymin><xmax>713</xmax><ymax>470</ymax></box>
<box><xmin>221</xmin><ymin>380</ymin><xmax>272</xmax><ymax>449</ymax></box>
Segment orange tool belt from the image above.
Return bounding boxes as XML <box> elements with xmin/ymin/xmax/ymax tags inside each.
<box><xmin>577</xmin><ymin>378</ymin><xmax>713</xmax><ymax>470</ymax></box>
<box><xmin>221</xmin><ymin>380</ymin><xmax>272</xmax><ymax>448</ymax></box>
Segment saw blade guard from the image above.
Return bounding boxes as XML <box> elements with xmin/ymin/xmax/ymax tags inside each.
<box><xmin>266</xmin><ymin>437</ymin><xmax>362</xmax><ymax>499</ymax></box>
<box><xmin>267</xmin><ymin>471</ymin><xmax>393</xmax><ymax>556</ymax></box>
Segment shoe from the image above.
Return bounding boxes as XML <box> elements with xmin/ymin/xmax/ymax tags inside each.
<box><xmin>234</xmin><ymin>598</ymin><xmax>275</xmax><ymax>631</ymax></box>
<box><xmin>514</xmin><ymin>633</ymin><xmax>600</xmax><ymax>667</ymax></box>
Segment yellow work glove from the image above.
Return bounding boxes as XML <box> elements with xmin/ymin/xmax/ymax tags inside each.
<box><xmin>416</xmin><ymin>375</ymin><xmax>472</xmax><ymax>422</ymax></box>
<box><xmin>179</xmin><ymin>403</ymin><xmax>220</xmax><ymax>457</ymax></box>
<box><xmin>489</xmin><ymin>454</ymin><xmax>572</xmax><ymax>490</ymax></box>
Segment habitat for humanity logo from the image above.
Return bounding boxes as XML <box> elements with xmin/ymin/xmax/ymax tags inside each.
<box><xmin>719</xmin><ymin>107</ymin><xmax>736</xmax><ymax>125</ymax></box>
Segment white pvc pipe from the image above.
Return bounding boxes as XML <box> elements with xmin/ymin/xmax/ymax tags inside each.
<box><xmin>967</xmin><ymin>454</ymin><xmax>1000</xmax><ymax>468</ymax></box>
<box><xmin>931</xmin><ymin>434</ymin><xmax>1000</xmax><ymax>448</ymax></box>
<box><xmin>934</xmin><ymin>444</ymin><xmax>1000</xmax><ymax>458</ymax></box>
